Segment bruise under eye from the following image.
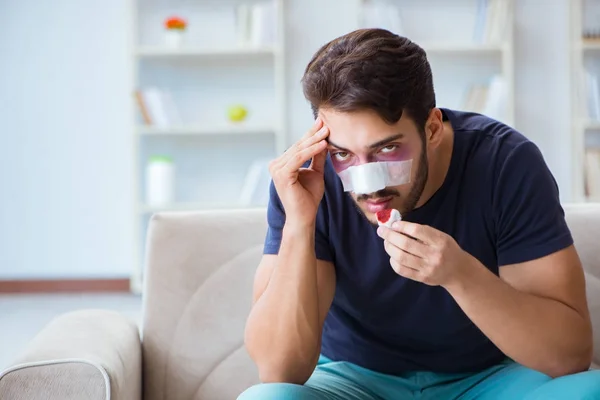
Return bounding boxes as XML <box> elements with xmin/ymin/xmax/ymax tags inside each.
<box><xmin>329</xmin><ymin>144</ymin><xmax>411</xmax><ymax>173</ymax></box>
<box><xmin>374</xmin><ymin>145</ymin><xmax>410</xmax><ymax>161</ymax></box>
<box><xmin>329</xmin><ymin>150</ymin><xmax>354</xmax><ymax>172</ymax></box>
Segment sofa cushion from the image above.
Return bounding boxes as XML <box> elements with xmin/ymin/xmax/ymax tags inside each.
<box><xmin>194</xmin><ymin>346</ymin><xmax>258</xmax><ymax>400</ymax></box>
<box><xmin>0</xmin><ymin>360</ymin><xmax>108</xmax><ymax>400</ymax></box>
<box><xmin>0</xmin><ymin>309</ymin><xmax>141</xmax><ymax>400</ymax></box>
<box><xmin>142</xmin><ymin>209</ymin><xmax>265</xmax><ymax>400</ymax></box>
<box><xmin>564</xmin><ymin>203</ymin><xmax>600</xmax><ymax>365</ymax></box>
<box><xmin>142</xmin><ymin>204</ymin><xmax>600</xmax><ymax>400</ymax></box>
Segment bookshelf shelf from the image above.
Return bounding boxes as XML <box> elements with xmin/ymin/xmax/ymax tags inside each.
<box><xmin>136</xmin><ymin>125</ymin><xmax>276</xmax><ymax>136</ymax></box>
<box><xmin>130</xmin><ymin>0</ymin><xmax>287</xmax><ymax>293</ymax></box>
<box><xmin>419</xmin><ymin>42</ymin><xmax>506</xmax><ymax>55</ymax></box>
<box><xmin>584</xmin><ymin>120</ymin><xmax>600</xmax><ymax>130</ymax></box>
<box><xmin>582</xmin><ymin>40</ymin><xmax>600</xmax><ymax>51</ymax></box>
<box><xmin>136</xmin><ymin>46</ymin><xmax>277</xmax><ymax>58</ymax></box>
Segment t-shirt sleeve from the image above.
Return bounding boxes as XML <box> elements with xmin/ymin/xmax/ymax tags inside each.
<box><xmin>263</xmin><ymin>179</ymin><xmax>334</xmax><ymax>262</ymax></box>
<box><xmin>494</xmin><ymin>141</ymin><xmax>573</xmax><ymax>266</ymax></box>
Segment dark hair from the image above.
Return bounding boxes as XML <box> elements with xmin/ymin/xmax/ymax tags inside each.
<box><xmin>301</xmin><ymin>28</ymin><xmax>435</xmax><ymax>133</ymax></box>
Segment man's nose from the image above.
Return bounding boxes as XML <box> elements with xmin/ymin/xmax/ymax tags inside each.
<box><xmin>356</xmin><ymin>155</ymin><xmax>377</xmax><ymax>165</ymax></box>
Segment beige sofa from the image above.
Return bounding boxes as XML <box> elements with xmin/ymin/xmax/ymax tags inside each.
<box><xmin>1</xmin><ymin>204</ymin><xmax>599</xmax><ymax>400</ymax></box>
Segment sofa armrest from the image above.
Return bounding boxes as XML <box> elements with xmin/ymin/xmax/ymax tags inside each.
<box><xmin>0</xmin><ymin>309</ymin><xmax>141</xmax><ymax>400</ymax></box>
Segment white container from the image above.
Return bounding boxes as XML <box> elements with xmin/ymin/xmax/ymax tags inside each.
<box><xmin>164</xmin><ymin>29</ymin><xmax>184</xmax><ymax>48</ymax></box>
<box><xmin>146</xmin><ymin>155</ymin><xmax>175</xmax><ymax>206</ymax></box>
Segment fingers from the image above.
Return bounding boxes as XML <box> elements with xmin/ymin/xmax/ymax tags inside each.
<box><xmin>392</xmin><ymin>221</ymin><xmax>435</xmax><ymax>245</ymax></box>
<box><xmin>299</xmin><ymin>124</ymin><xmax>329</xmax><ymax>151</ymax></box>
<box><xmin>390</xmin><ymin>258</ymin><xmax>421</xmax><ymax>280</ymax></box>
<box><xmin>384</xmin><ymin>240</ymin><xmax>424</xmax><ymax>271</ymax></box>
<box><xmin>309</xmin><ymin>148</ymin><xmax>328</xmax><ymax>174</ymax></box>
<box><xmin>268</xmin><ymin>118</ymin><xmax>329</xmax><ymax>179</ymax></box>
<box><xmin>273</xmin><ymin>124</ymin><xmax>329</xmax><ymax>171</ymax></box>
<box><xmin>303</xmin><ymin>117</ymin><xmax>324</xmax><ymax>139</ymax></box>
<box><xmin>283</xmin><ymin>140</ymin><xmax>328</xmax><ymax>173</ymax></box>
<box><xmin>379</xmin><ymin>226</ymin><xmax>426</xmax><ymax>258</ymax></box>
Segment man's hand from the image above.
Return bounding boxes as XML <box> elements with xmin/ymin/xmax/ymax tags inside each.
<box><xmin>269</xmin><ymin>117</ymin><xmax>329</xmax><ymax>228</ymax></box>
<box><xmin>378</xmin><ymin>221</ymin><xmax>593</xmax><ymax>377</ymax></box>
<box><xmin>377</xmin><ymin>221</ymin><xmax>473</xmax><ymax>287</ymax></box>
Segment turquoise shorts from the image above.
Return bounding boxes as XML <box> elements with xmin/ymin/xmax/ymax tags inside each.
<box><xmin>238</xmin><ymin>354</ymin><xmax>600</xmax><ymax>399</ymax></box>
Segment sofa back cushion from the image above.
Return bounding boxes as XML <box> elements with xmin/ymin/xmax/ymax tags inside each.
<box><xmin>563</xmin><ymin>203</ymin><xmax>600</xmax><ymax>366</ymax></box>
<box><xmin>141</xmin><ymin>203</ymin><xmax>600</xmax><ymax>400</ymax></box>
<box><xmin>142</xmin><ymin>208</ymin><xmax>266</xmax><ymax>400</ymax></box>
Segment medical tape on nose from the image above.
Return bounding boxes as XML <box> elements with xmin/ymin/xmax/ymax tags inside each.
<box><xmin>337</xmin><ymin>159</ymin><xmax>412</xmax><ymax>194</ymax></box>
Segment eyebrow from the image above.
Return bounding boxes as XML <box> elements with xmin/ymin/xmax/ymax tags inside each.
<box><xmin>327</xmin><ymin>133</ymin><xmax>405</xmax><ymax>152</ymax></box>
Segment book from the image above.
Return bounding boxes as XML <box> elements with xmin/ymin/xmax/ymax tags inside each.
<box><xmin>134</xmin><ymin>87</ymin><xmax>182</xmax><ymax>127</ymax></box>
<box><xmin>585</xmin><ymin>71</ymin><xmax>600</xmax><ymax>121</ymax></box>
<box><xmin>236</xmin><ymin>0</ymin><xmax>277</xmax><ymax>48</ymax></box>
<box><xmin>134</xmin><ymin>91</ymin><xmax>152</xmax><ymax>125</ymax></box>
<box><xmin>359</xmin><ymin>0</ymin><xmax>403</xmax><ymax>35</ymax></box>
<box><xmin>461</xmin><ymin>75</ymin><xmax>507</xmax><ymax>122</ymax></box>
<box><xmin>474</xmin><ymin>0</ymin><xmax>511</xmax><ymax>44</ymax></box>
<box><xmin>585</xmin><ymin>149</ymin><xmax>600</xmax><ymax>200</ymax></box>
<box><xmin>481</xmin><ymin>75</ymin><xmax>508</xmax><ymax>122</ymax></box>
<box><xmin>239</xmin><ymin>158</ymin><xmax>272</xmax><ymax>206</ymax></box>
<box><xmin>462</xmin><ymin>84</ymin><xmax>489</xmax><ymax>114</ymax></box>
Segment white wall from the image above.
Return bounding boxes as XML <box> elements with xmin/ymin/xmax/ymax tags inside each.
<box><xmin>514</xmin><ymin>0</ymin><xmax>572</xmax><ymax>202</ymax></box>
<box><xmin>284</xmin><ymin>0</ymin><xmax>361</xmax><ymax>145</ymax></box>
<box><xmin>0</xmin><ymin>0</ymin><xmax>134</xmax><ymax>278</ymax></box>
<box><xmin>0</xmin><ymin>0</ymin><xmax>573</xmax><ymax>279</ymax></box>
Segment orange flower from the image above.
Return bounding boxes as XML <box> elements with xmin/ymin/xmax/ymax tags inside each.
<box><xmin>164</xmin><ymin>16</ymin><xmax>187</xmax><ymax>30</ymax></box>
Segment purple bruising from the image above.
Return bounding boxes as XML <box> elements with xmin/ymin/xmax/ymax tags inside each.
<box><xmin>330</xmin><ymin>145</ymin><xmax>412</xmax><ymax>173</ymax></box>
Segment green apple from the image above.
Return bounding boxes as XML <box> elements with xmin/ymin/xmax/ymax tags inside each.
<box><xmin>227</xmin><ymin>105</ymin><xmax>248</xmax><ymax>122</ymax></box>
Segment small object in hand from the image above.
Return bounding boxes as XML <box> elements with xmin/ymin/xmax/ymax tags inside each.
<box><xmin>376</xmin><ymin>209</ymin><xmax>402</xmax><ymax>228</ymax></box>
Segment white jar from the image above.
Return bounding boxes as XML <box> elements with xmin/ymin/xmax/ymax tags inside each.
<box><xmin>146</xmin><ymin>155</ymin><xmax>175</xmax><ymax>207</ymax></box>
<box><xmin>164</xmin><ymin>29</ymin><xmax>184</xmax><ymax>48</ymax></box>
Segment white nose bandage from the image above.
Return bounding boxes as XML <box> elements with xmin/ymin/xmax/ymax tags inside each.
<box><xmin>337</xmin><ymin>160</ymin><xmax>412</xmax><ymax>194</ymax></box>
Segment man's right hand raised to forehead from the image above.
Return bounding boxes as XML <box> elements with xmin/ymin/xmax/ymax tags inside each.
<box><xmin>245</xmin><ymin>117</ymin><xmax>336</xmax><ymax>385</ymax></box>
<box><xmin>268</xmin><ymin>117</ymin><xmax>329</xmax><ymax>227</ymax></box>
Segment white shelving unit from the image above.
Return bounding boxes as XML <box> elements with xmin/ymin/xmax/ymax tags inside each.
<box><xmin>130</xmin><ymin>0</ymin><xmax>287</xmax><ymax>293</ymax></box>
<box><xmin>136</xmin><ymin>46</ymin><xmax>278</xmax><ymax>58</ymax></box>
<box><xmin>137</xmin><ymin>125</ymin><xmax>276</xmax><ymax>136</ymax></box>
<box><xmin>358</xmin><ymin>0</ymin><xmax>515</xmax><ymax>127</ymax></box>
<box><xmin>570</xmin><ymin>0</ymin><xmax>600</xmax><ymax>203</ymax></box>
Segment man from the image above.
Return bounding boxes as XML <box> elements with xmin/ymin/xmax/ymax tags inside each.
<box><xmin>240</xmin><ymin>28</ymin><xmax>600</xmax><ymax>399</ymax></box>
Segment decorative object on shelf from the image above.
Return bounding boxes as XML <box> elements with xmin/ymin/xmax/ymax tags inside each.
<box><xmin>359</xmin><ymin>0</ymin><xmax>403</xmax><ymax>35</ymax></box>
<box><xmin>585</xmin><ymin>148</ymin><xmax>600</xmax><ymax>200</ymax></box>
<box><xmin>164</xmin><ymin>16</ymin><xmax>187</xmax><ymax>48</ymax></box>
<box><xmin>583</xmin><ymin>30</ymin><xmax>600</xmax><ymax>40</ymax></box>
<box><xmin>227</xmin><ymin>104</ymin><xmax>248</xmax><ymax>123</ymax></box>
<box><xmin>473</xmin><ymin>0</ymin><xmax>511</xmax><ymax>44</ymax></box>
<box><xmin>146</xmin><ymin>155</ymin><xmax>175</xmax><ymax>207</ymax></box>
<box><xmin>239</xmin><ymin>158</ymin><xmax>272</xmax><ymax>206</ymax></box>
<box><xmin>461</xmin><ymin>75</ymin><xmax>508</xmax><ymax>123</ymax></box>
<box><xmin>235</xmin><ymin>1</ymin><xmax>277</xmax><ymax>47</ymax></box>
<box><xmin>135</xmin><ymin>87</ymin><xmax>182</xmax><ymax>127</ymax></box>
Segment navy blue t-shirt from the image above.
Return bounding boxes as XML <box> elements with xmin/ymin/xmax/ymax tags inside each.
<box><xmin>263</xmin><ymin>108</ymin><xmax>573</xmax><ymax>375</ymax></box>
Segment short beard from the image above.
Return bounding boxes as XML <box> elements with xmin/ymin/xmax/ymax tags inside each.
<box><xmin>402</xmin><ymin>141</ymin><xmax>429</xmax><ymax>214</ymax></box>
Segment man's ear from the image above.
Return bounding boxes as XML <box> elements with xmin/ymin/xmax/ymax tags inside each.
<box><xmin>425</xmin><ymin>108</ymin><xmax>444</xmax><ymax>147</ymax></box>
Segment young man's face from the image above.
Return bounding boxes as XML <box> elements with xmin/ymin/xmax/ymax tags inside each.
<box><xmin>321</xmin><ymin>108</ymin><xmax>429</xmax><ymax>225</ymax></box>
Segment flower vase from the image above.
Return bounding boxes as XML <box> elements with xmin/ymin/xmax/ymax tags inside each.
<box><xmin>165</xmin><ymin>29</ymin><xmax>184</xmax><ymax>48</ymax></box>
